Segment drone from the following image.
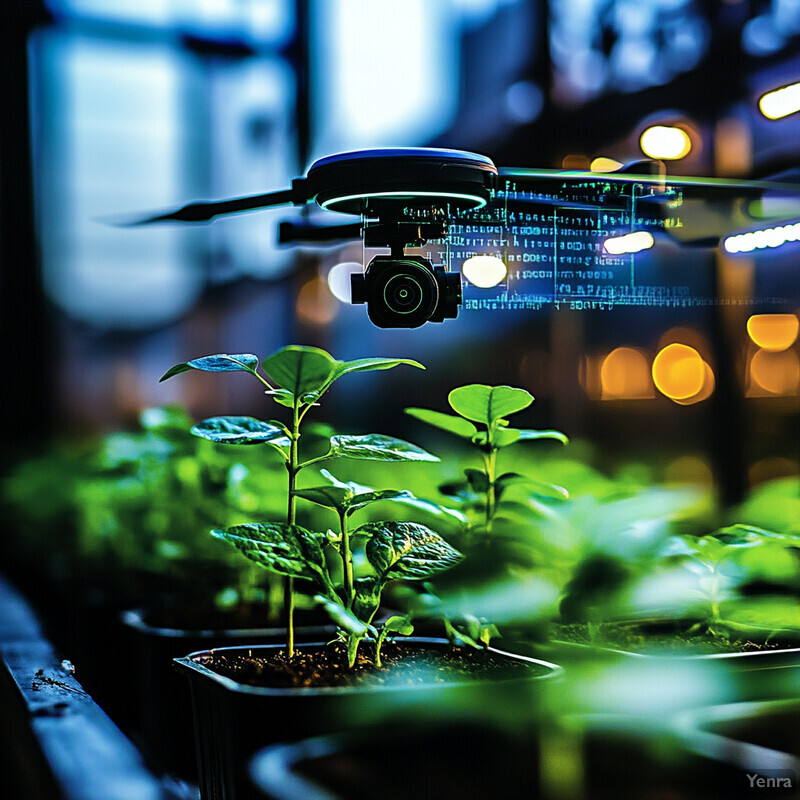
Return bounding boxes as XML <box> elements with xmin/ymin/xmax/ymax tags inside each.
<box><xmin>128</xmin><ymin>147</ymin><xmax>800</xmax><ymax>328</ymax></box>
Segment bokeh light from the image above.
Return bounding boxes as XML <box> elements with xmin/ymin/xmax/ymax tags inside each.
<box><xmin>639</xmin><ymin>125</ymin><xmax>691</xmax><ymax>159</ymax></box>
<box><xmin>664</xmin><ymin>455</ymin><xmax>713</xmax><ymax>486</ymax></box>
<box><xmin>603</xmin><ymin>231</ymin><xmax>654</xmax><ymax>255</ymax></box>
<box><xmin>600</xmin><ymin>347</ymin><xmax>654</xmax><ymax>399</ymax></box>
<box><xmin>652</xmin><ymin>343</ymin><xmax>708</xmax><ymax>401</ymax></box>
<box><xmin>748</xmin><ymin>349</ymin><xmax>800</xmax><ymax>395</ymax></box>
<box><xmin>759</xmin><ymin>82</ymin><xmax>800</xmax><ymax>120</ymax></box>
<box><xmin>590</xmin><ymin>157</ymin><xmax>623</xmax><ymax>172</ymax></box>
<box><xmin>462</xmin><ymin>255</ymin><xmax>507</xmax><ymax>288</ymax></box>
<box><xmin>746</xmin><ymin>314</ymin><xmax>799</xmax><ymax>351</ymax></box>
<box><xmin>296</xmin><ymin>275</ymin><xmax>338</xmax><ymax>325</ymax></box>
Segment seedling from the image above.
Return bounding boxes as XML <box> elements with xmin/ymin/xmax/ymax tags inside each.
<box><xmin>160</xmin><ymin>345</ymin><xmax>449</xmax><ymax>656</ymax></box>
<box><xmin>406</xmin><ymin>384</ymin><xmax>569</xmax><ymax>534</ymax></box>
<box><xmin>659</xmin><ymin>524</ymin><xmax>800</xmax><ymax>641</ymax></box>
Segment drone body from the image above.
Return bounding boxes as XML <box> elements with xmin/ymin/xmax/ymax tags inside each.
<box><xmin>127</xmin><ymin>147</ymin><xmax>800</xmax><ymax>327</ymax></box>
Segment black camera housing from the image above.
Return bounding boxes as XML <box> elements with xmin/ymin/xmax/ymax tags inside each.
<box><xmin>351</xmin><ymin>255</ymin><xmax>462</xmax><ymax>328</ymax></box>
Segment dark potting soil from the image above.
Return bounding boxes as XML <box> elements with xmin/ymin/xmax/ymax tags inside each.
<box><xmin>195</xmin><ymin>642</ymin><xmax>548</xmax><ymax>689</ymax></box>
<box><xmin>553</xmin><ymin>622</ymin><xmax>794</xmax><ymax>655</ymax></box>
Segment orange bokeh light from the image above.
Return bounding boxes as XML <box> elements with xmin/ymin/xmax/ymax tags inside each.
<box><xmin>652</xmin><ymin>343</ymin><xmax>708</xmax><ymax>401</ymax></box>
<box><xmin>746</xmin><ymin>314</ymin><xmax>799</xmax><ymax>352</ymax></box>
<box><xmin>600</xmin><ymin>347</ymin><xmax>654</xmax><ymax>399</ymax></box>
<box><xmin>749</xmin><ymin>349</ymin><xmax>800</xmax><ymax>395</ymax></box>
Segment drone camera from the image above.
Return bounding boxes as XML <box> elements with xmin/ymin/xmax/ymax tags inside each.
<box><xmin>351</xmin><ymin>255</ymin><xmax>462</xmax><ymax>328</ymax></box>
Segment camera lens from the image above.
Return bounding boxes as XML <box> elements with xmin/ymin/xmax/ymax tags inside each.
<box><xmin>383</xmin><ymin>273</ymin><xmax>424</xmax><ymax>315</ymax></box>
<box><xmin>361</xmin><ymin>256</ymin><xmax>439</xmax><ymax>328</ymax></box>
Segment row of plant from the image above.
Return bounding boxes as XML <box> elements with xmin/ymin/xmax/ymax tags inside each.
<box><xmin>4</xmin><ymin>343</ymin><xmax>799</xmax><ymax>660</ymax></box>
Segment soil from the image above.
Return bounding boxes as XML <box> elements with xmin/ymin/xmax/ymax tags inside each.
<box><xmin>194</xmin><ymin>641</ymin><xmax>549</xmax><ymax>689</ymax></box>
<box><xmin>553</xmin><ymin>621</ymin><xmax>796</xmax><ymax>655</ymax></box>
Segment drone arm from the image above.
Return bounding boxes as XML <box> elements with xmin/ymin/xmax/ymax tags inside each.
<box><xmin>128</xmin><ymin>179</ymin><xmax>308</xmax><ymax>225</ymax></box>
<box><xmin>278</xmin><ymin>220</ymin><xmax>362</xmax><ymax>244</ymax></box>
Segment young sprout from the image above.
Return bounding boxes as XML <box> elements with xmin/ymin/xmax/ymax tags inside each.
<box><xmin>407</xmin><ymin>384</ymin><xmax>569</xmax><ymax>534</ymax></box>
<box><xmin>160</xmin><ymin>345</ymin><xmax>445</xmax><ymax>658</ymax></box>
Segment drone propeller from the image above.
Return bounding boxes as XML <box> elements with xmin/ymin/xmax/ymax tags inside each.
<box><xmin>121</xmin><ymin>185</ymin><xmax>306</xmax><ymax>226</ymax></box>
<box><xmin>117</xmin><ymin>148</ymin><xmax>498</xmax><ymax>226</ymax></box>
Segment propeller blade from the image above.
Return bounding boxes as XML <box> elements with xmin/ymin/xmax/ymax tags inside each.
<box><xmin>117</xmin><ymin>184</ymin><xmax>306</xmax><ymax>226</ymax></box>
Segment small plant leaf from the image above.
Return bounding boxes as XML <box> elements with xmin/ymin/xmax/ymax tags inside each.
<box><xmin>492</xmin><ymin>428</ymin><xmax>522</xmax><ymax>448</ymax></box>
<box><xmin>495</xmin><ymin>472</ymin><xmax>569</xmax><ymax>501</ymax></box>
<box><xmin>293</xmin><ymin>486</ymin><xmax>352</xmax><ymax>513</ymax></box>
<box><xmin>299</xmin><ymin>470</ymin><xmax>414</xmax><ymax>515</ymax></box>
<box><xmin>328</xmin><ymin>434</ymin><xmax>439</xmax><ymax>462</ymax></box>
<box><xmin>391</xmin><ymin>495</ymin><xmax>470</xmax><ymax>525</ymax></box>
<box><xmin>361</xmin><ymin>521</ymin><xmax>463</xmax><ymax>581</ymax></box>
<box><xmin>191</xmin><ymin>416</ymin><xmax>291</xmax><ymax>447</ymax></box>
<box><xmin>332</xmin><ymin>357</ymin><xmax>424</xmax><ymax>380</ymax></box>
<box><xmin>448</xmin><ymin>384</ymin><xmax>533</xmax><ymax>425</ymax></box>
<box><xmin>160</xmin><ymin>353</ymin><xmax>258</xmax><ymax>382</ymax></box>
<box><xmin>405</xmin><ymin>407</ymin><xmax>477</xmax><ymax>439</ymax></box>
<box><xmin>352</xmin><ymin>577</ymin><xmax>382</xmax><ymax>624</ymax></box>
<box><xmin>515</xmin><ymin>429</ymin><xmax>570</xmax><ymax>445</ymax></box>
<box><xmin>381</xmin><ymin>614</ymin><xmax>415</xmax><ymax>637</ymax></box>
<box><xmin>346</xmin><ymin>489</ymin><xmax>414</xmax><ymax>515</ymax></box>
<box><xmin>464</xmin><ymin>468</ymin><xmax>490</xmax><ymax>494</ymax></box>
<box><xmin>315</xmin><ymin>595</ymin><xmax>372</xmax><ymax>636</ymax></box>
<box><xmin>261</xmin><ymin>345</ymin><xmax>337</xmax><ymax>399</ymax></box>
<box><xmin>265</xmin><ymin>388</ymin><xmax>295</xmax><ymax>408</ymax></box>
<box><xmin>211</xmin><ymin>523</ymin><xmax>330</xmax><ymax>585</ymax></box>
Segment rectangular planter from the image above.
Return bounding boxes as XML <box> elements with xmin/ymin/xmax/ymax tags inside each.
<box><xmin>174</xmin><ymin>638</ymin><xmax>563</xmax><ymax>800</ymax></box>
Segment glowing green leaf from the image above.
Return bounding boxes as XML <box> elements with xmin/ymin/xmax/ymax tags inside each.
<box><xmin>448</xmin><ymin>384</ymin><xmax>533</xmax><ymax>425</ymax></box>
<box><xmin>159</xmin><ymin>353</ymin><xmax>259</xmax><ymax>382</ymax></box>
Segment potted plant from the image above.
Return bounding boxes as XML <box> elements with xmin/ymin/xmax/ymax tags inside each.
<box><xmin>543</xmin><ymin>513</ymin><xmax>800</xmax><ymax>702</ymax></box>
<box><xmin>162</xmin><ymin>345</ymin><xmax>561</xmax><ymax>800</ymax></box>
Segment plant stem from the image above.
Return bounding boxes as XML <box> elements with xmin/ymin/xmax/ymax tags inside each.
<box><xmin>484</xmin><ymin>447</ymin><xmax>498</xmax><ymax>533</ymax></box>
<box><xmin>284</xmin><ymin>404</ymin><xmax>301</xmax><ymax>658</ymax></box>
<box><xmin>339</xmin><ymin>510</ymin><xmax>354</xmax><ymax>609</ymax></box>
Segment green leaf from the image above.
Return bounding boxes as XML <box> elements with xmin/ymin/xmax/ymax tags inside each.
<box><xmin>328</xmin><ymin>434</ymin><xmax>439</xmax><ymax>462</ymax></box>
<box><xmin>390</xmin><ymin>495</ymin><xmax>470</xmax><ymax>526</ymax></box>
<box><xmin>405</xmin><ymin>407</ymin><xmax>477</xmax><ymax>439</ymax></box>
<box><xmin>211</xmin><ymin>523</ymin><xmax>330</xmax><ymax>585</ymax></box>
<box><xmin>159</xmin><ymin>353</ymin><xmax>259</xmax><ymax>382</ymax></box>
<box><xmin>495</xmin><ymin>472</ymin><xmax>570</xmax><ymax>501</ymax></box>
<box><xmin>492</xmin><ymin>428</ymin><xmax>522</xmax><ymax>448</ymax></box>
<box><xmin>720</xmin><ymin>597</ymin><xmax>800</xmax><ymax>633</ymax></box>
<box><xmin>381</xmin><ymin>614</ymin><xmax>415</xmax><ymax>637</ymax></box>
<box><xmin>352</xmin><ymin>577</ymin><xmax>382</xmax><ymax>624</ymax></box>
<box><xmin>361</xmin><ymin>521</ymin><xmax>463</xmax><ymax>581</ymax></box>
<box><xmin>293</xmin><ymin>485</ymin><xmax>353</xmax><ymax>514</ymax></box>
<box><xmin>464</xmin><ymin>468</ymin><xmax>490</xmax><ymax>494</ymax></box>
<box><xmin>191</xmin><ymin>416</ymin><xmax>291</xmax><ymax>447</ymax></box>
<box><xmin>315</xmin><ymin>595</ymin><xmax>373</xmax><ymax>636</ymax></box>
<box><xmin>346</xmin><ymin>489</ymin><xmax>414</xmax><ymax>515</ymax></box>
<box><xmin>297</xmin><ymin>470</ymin><xmax>413</xmax><ymax>515</ymax></box>
<box><xmin>516</xmin><ymin>429</ymin><xmax>570</xmax><ymax>445</ymax></box>
<box><xmin>261</xmin><ymin>345</ymin><xmax>337</xmax><ymax>400</ymax></box>
<box><xmin>448</xmin><ymin>384</ymin><xmax>534</xmax><ymax>426</ymax></box>
<box><xmin>332</xmin><ymin>357</ymin><xmax>424</xmax><ymax>380</ymax></box>
<box><xmin>265</xmin><ymin>388</ymin><xmax>296</xmax><ymax>408</ymax></box>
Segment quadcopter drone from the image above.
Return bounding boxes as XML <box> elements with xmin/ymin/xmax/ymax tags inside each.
<box><xmin>129</xmin><ymin>147</ymin><xmax>800</xmax><ymax>327</ymax></box>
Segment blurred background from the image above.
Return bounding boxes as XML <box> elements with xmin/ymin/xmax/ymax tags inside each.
<box><xmin>3</xmin><ymin>0</ymin><xmax>800</xmax><ymax>506</ymax></box>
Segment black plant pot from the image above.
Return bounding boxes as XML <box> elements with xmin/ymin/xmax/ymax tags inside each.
<box><xmin>174</xmin><ymin>638</ymin><xmax>563</xmax><ymax>800</ymax></box>
<box><xmin>677</xmin><ymin>698</ymin><xmax>800</xmax><ymax>798</ymax></box>
<box><xmin>122</xmin><ymin>608</ymin><xmax>335</xmax><ymax>778</ymax></box>
<box><xmin>541</xmin><ymin>639</ymin><xmax>800</xmax><ymax>703</ymax></box>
